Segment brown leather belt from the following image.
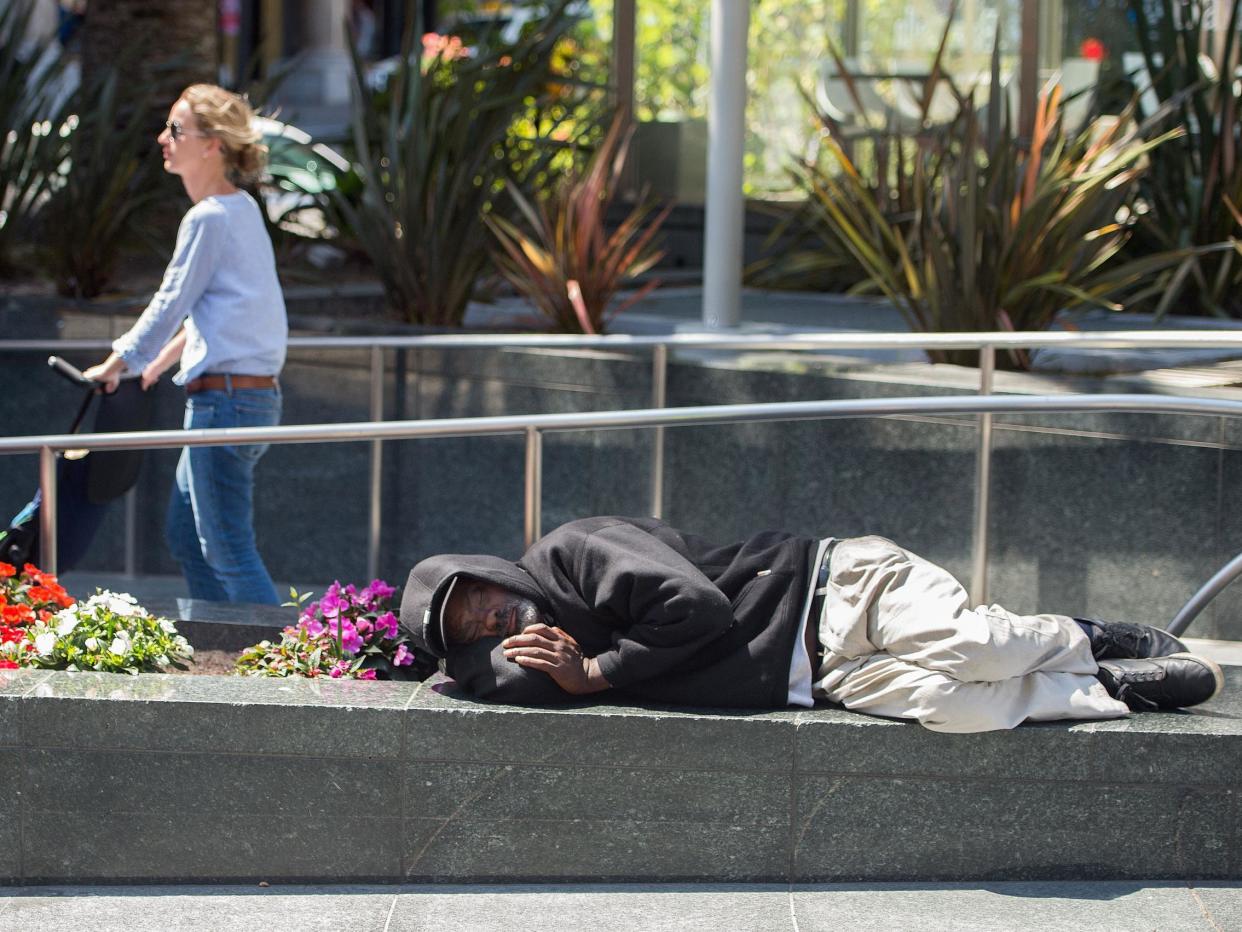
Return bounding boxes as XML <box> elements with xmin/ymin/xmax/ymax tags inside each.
<box><xmin>185</xmin><ymin>374</ymin><xmax>278</xmax><ymax>395</ymax></box>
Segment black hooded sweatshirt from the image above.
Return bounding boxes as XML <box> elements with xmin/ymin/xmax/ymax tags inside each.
<box><xmin>400</xmin><ymin>515</ymin><xmax>818</xmax><ymax>709</ymax></box>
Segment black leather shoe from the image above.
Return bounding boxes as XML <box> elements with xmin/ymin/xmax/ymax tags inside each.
<box><xmin>1095</xmin><ymin>653</ymin><xmax>1224</xmax><ymax>711</ymax></box>
<box><xmin>1078</xmin><ymin>618</ymin><xmax>1187</xmax><ymax>660</ymax></box>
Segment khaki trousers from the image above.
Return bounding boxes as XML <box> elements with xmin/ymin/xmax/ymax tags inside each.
<box><xmin>812</xmin><ymin>536</ymin><xmax>1130</xmax><ymax>733</ymax></box>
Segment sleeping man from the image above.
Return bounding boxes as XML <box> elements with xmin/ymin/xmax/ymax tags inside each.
<box><xmin>399</xmin><ymin>515</ymin><xmax>1223</xmax><ymax>733</ymax></box>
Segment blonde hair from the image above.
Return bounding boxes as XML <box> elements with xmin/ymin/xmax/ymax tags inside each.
<box><xmin>180</xmin><ymin>84</ymin><xmax>267</xmax><ymax>184</ymax></box>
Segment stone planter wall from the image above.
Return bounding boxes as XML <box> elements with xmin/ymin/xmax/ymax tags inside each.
<box><xmin>0</xmin><ymin>498</ymin><xmax>1235</xmax><ymax>888</ymax></box>
<box><xmin>1</xmin><ymin>664</ymin><xmax>1238</xmax><ymax>885</ymax></box>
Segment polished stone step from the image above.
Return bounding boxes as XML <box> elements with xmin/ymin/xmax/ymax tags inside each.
<box><xmin>1</xmin><ymin>663</ymin><xmax>1238</xmax><ymax>885</ymax></box>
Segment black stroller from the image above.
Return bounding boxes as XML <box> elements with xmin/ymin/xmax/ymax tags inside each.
<box><xmin>0</xmin><ymin>357</ymin><xmax>158</xmax><ymax>570</ymax></box>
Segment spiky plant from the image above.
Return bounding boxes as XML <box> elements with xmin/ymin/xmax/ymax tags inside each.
<box><xmin>37</xmin><ymin>70</ymin><xmax>160</xmax><ymax>297</ymax></box>
<box><xmin>0</xmin><ymin>0</ymin><xmax>72</xmax><ymax>276</ymax></box>
<box><xmin>484</xmin><ymin>114</ymin><xmax>671</xmax><ymax>334</ymax></box>
<box><xmin>747</xmin><ymin>11</ymin><xmax>964</xmax><ymax>292</ymax></box>
<box><xmin>786</xmin><ymin>28</ymin><xmax>1185</xmax><ymax>369</ymax></box>
<box><xmin>330</xmin><ymin>2</ymin><xmax>591</xmax><ymax>326</ymax></box>
<box><xmin>1124</xmin><ymin>0</ymin><xmax>1242</xmax><ymax>317</ymax></box>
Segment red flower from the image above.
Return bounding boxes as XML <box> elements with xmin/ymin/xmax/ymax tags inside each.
<box><xmin>1080</xmin><ymin>37</ymin><xmax>1106</xmax><ymax>61</ymax></box>
<box><xmin>0</xmin><ymin>563</ymin><xmax>14</xmax><ymax>579</ymax></box>
<box><xmin>1</xmin><ymin>604</ymin><xmax>32</xmax><ymax>624</ymax></box>
<box><xmin>0</xmin><ymin>659</ymin><xmax>18</xmax><ymax>670</ymax></box>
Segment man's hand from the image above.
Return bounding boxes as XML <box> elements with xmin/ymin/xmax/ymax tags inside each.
<box><xmin>501</xmin><ymin>623</ymin><xmax>611</xmax><ymax>695</ymax></box>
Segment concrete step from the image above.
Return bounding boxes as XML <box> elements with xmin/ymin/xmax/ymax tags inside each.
<box><xmin>1</xmin><ymin>659</ymin><xmax>1238</xmax><ymax>885</ymax></box>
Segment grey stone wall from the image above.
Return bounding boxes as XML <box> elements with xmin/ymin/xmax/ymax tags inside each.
<box><xmin>1</xmin><ymin>665</ymin><xmax>1238</xmax><ymax>884</ymax></box>
<box><xmin>3</xmin><ymin>315</ymin><xmax>1242</xmax><ymax>638</ymax></box>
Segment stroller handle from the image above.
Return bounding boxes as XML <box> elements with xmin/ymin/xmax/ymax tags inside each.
<box><xmin>47</xmin><ymin>355</ymin><xmax>95</xmax><ymax>387</ymax></box>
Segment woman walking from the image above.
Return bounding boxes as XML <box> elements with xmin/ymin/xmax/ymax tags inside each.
<box><xmin>85</xmin><ymin>85</ymin><xmax>286</xmax><ymax>604</ymax></box>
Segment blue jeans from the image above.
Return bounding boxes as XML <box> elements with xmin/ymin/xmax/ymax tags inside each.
<box><xmin>166</xmin><ymin>387</ymin><xmax>281</xmax><ymax>604</ymax></box>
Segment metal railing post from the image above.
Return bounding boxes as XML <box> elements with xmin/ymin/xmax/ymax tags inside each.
<box><xmin>524</xmin><ymin>426</ymin><xmax>542</xmax><ymax>548</ymax></box>
<box><xmin>969</xmin><ymin>345</ymin><xmax>996</xmax><ymax>606</ymax></box>
<box><xmin>38</xmin><ymin>446</ymin><xmax>58</xmax><ymax>574</ymax></box>
<box><xmin>123</xmin><ymin>488</ymin><xmax>137</xmax><ymax>577</ymax></box>
<box><xmin>651</xmin><ymin>344</ymin><xmax>668</xmax><ymax>518</ymax></box>
<box><xmin>367</xmin><ymin>345</ymin><xmax>384</xmax><ymax>580</ymax></box>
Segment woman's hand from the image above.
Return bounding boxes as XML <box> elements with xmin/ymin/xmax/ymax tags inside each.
<box><xmin>501</xmin><ymin>623</ymin><xmax>612</xmax><ymax>695</ymax></box>
<box><xmin>141</xmin><ymin>360</ymin><xmax>168</xmax><ymax>390</ymax></box>
<box><xmin>141</xmin><ymin>328</ymin><xmax>187</xmax><ymax>391</ymax></box>
<box><xmin>82</xmin><ymin>354</ymin><xmax>126</xmax><ymax>394</ymax></box>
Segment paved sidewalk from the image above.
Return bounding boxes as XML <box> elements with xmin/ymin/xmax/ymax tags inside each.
<box><xmin>1</xmin><ymin>882</ymin><xmax>1238</xmax><ymax>931</ymax></box>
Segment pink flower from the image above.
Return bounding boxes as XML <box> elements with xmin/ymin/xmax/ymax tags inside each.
<box><xmin>340</xmin><ymin>623</ymin><xmax>364</xmax><ymax>654</ymax></box>
<box><xmin>356</xmin><ymin>669</ymin><xmax>378</xmax><ymax>681</ymax></box>
<box><xmin>361</xmin><ymin>579</ymin><xmax>396</xmax><ymax>606</ymax></box>
<box><xmin>301</xmin><ymin>617</ymin><xmax>325</xmax><ymax>638</ymax></box>
<box><xmin>329</xmin><ymin>659</ymin><xmax>351</xmax><ymax>678</ymax></box>
<box><xmin>375</xmin><ymin>611</ymin><xmax>399</xmax><ymax>639</ymax></box>
<box><xmin>320</xmin><ymin>587</ymin><xmax>345</xmax><ymax>623</ymax></box>
<box><xmin>394</xmin><ymin>643</ymin><xmax>414</xmax><ymax>667</ymax></box>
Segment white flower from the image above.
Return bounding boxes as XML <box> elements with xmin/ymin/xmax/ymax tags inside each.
<box><xmin>105</xmin><ymin>596</ymin><xmax>139</xmax><ymax>617</ymax></box>
<box><xmin>87</xmin><ymin>591</ymin><xmax>140</xmax><ymax>617</ymax></box>
<box><xmin>84</xmin><ymin>637</ymin><xmax>98</xmax><ymax>650</ymax></box>
<box><xmin>55</xmin><ymin>616</ymin><xmax>79</xmax><ymax>636</ymax></box>
<box><xmin>159</xmin><ymin>618</ymin><xmax>178</xmax><ymax>635</ymax></box>
<box><xmin>34</xmin><ymin>632</ymin><xmax>56</xmax><ymax>656</ymax></box>
<box><xmin>108</xmin><ymin>634</ymin><xmax>129</xmax><ymax>656</ymax></box>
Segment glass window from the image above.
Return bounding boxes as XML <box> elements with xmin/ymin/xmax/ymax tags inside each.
<box><xmin>630</xmin><ymin>0</ymin><xmax>1021</xmax><ymax>201</ymax></box>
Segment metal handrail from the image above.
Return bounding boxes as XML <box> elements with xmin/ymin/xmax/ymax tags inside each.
<box><xmin>8</xmin><ymin>328</ymin><xmax>1242</xmax><ymax>351</ymax></box>
<box><xmin>12</xmin><ymin>393</ymin><xmax>1242</xmax><ymax>457</ymax></box>
<box><xmin>6</xmin><ymin>391</ymin><xmax>1242</xmax><ymax>635</ymax></box>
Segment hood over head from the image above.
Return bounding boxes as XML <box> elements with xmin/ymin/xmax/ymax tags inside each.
<box><xmin>399</xmin><ymin>552</ymin><xmax>544</xmax><ymax>659</ymax></box>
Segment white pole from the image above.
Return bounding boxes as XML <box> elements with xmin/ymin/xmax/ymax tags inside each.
<box><xmin>702</xmin><ymin>0</ymin><xmax>750</xmax><ymax>329</ymax></box>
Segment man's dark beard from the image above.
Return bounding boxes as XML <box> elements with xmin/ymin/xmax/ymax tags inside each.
<box><xmin>504</xmin><ymin>596</ymin><xmax>544</xmax><ymax>632</ymax></box>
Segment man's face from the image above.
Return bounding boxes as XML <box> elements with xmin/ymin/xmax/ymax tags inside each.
<box><xmin>443</xmin><ymin>578</ymin><xmax>543</xmax><ymax>646</ymax></box>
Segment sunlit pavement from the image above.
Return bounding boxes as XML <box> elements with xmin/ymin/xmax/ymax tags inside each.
<box><xmin>2</xmin><ymin>882</ymin><xmax>1241</xmax><ymax>932</ymax></box>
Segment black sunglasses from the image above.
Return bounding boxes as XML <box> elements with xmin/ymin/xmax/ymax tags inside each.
<box><xmin>164</xmin><ymin>119</ymin><xmax>208</xmax><ymax>141</ymax></box>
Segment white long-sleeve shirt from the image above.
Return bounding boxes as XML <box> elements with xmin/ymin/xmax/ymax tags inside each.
<box><xmin>113</xmin><ymin>190</ymin><xmax>287</xmax><ymax>385</ymax></box>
